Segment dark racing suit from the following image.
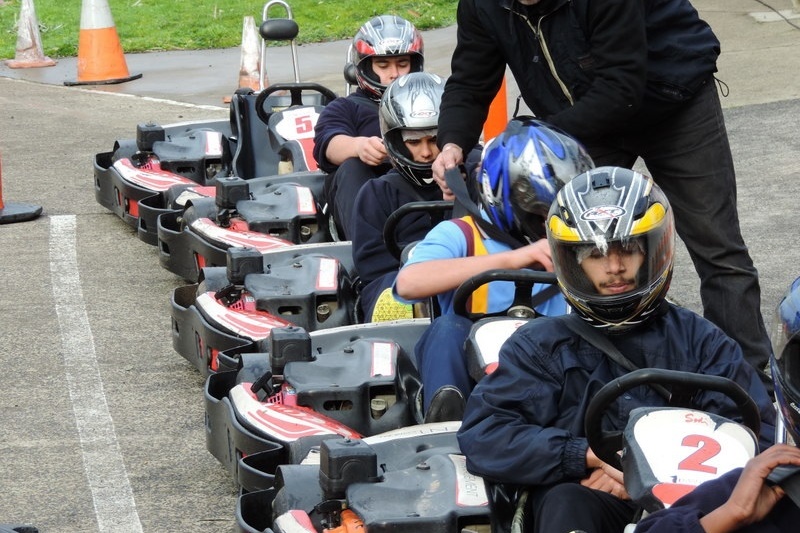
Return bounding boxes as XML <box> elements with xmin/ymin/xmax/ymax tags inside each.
<box><xmin>313</xmin><ymin>89</ymin><xmax>391</xmax><ymax>239</ymax></box>
<box><xmin>457</xmin><ymin>303</ymin><xmax>776</xmax><ymax>532</ymax></box>
<box><xmin>439</xmin><ymin>0</ymin><xmax>773</xmax><ymax>385</ymax></box>
<box><xmin>350</xmin><ymin>169</ymin><xmax>444</xmax><ymax>320</ymax></box>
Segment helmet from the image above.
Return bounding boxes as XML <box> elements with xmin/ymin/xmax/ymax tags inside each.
<box><xmin>350</xmin><ymin>15</ymin><xmax>424</xmax><ymax>100</ymax></box>
<box><xmin>379</xmin><ymin>72</ymin><xmax>444</xmax><ymax>187</ymax></box>
<box><xmin>478</xmin><ymin>118</ymin><xmax>594</xmax><ymax>243</ymax></box>
<box><xmin>547</xmin><ymin>167</ymin><xmax>675</xmax><ymax>332</ymax></box>
<box><xmin>771</xmin><ymin>276</ymin><xmax>800</xmax><ymax>445</ymax></box>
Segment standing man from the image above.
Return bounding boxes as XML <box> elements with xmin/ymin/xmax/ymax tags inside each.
<box><xmin>432</xmin><ymin>0</ymin><xmax>772</xmax><ymax>385</ymax></box>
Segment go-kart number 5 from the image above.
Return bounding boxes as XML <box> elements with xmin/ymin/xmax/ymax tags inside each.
<box><xmin>678</xmin><ymin>434</ymin><xmax>721</xmax><ymax>474</ymax></box>
<box><xmin>294</xmin><ymin>115</ymin><xmax>313</xmax><ymax>134</ymax></box>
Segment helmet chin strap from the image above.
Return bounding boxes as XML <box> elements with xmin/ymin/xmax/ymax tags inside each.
<box><xmin>444</xmin><ymin>167</ymin><xmax>528</xmax><ymax>251</ymax></box>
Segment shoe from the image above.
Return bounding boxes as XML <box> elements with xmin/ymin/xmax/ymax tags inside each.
<box><xmin>370</xmin><ymin>287</ymin><xmax>413</xmax><ymax>322</ymax></box>
<box><xmin>424</xmin><ymin>385</ymin><xmax>465</xmax><ymax>424</ymax></box>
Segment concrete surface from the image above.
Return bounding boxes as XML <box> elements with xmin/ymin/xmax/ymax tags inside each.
<box><xmin>0</xmin><ymin>1</ymin><xmax>799</xmax><ymax>532</ymax></box>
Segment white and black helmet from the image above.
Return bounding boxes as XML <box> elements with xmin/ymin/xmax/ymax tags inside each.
<box><xmin>547</xmin><ymin>167</ymin><xmax>676</xmax><ymax>332</ymax></box>
<box><xmin>379</xmin><ymin>72</ymin><xmax>444</xmax><ymax>187</ymax></box>
<box><xmin>350</xmin><ymin>15</ymin><xmax>424</xmax><ymax>101</ymax></box>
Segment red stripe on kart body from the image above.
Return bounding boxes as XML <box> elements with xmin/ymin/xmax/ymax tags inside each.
<box><xmin>190</xmin><ymin>218</ymin><xmax>293</xmax><ymax>252</ymax></box>
<box><xmin>114</xmin><ymin>158</ymin><xmax>196</xmax><ymax>191</ymax></box>
<box><xmin>196</xmin><ymin>292</ymin><xmax>293</xmax><ymax>340</ymax></box>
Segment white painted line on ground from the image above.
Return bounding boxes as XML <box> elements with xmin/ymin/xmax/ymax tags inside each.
<box><xmin>49</xmin><ymin>215</ymin><xmax>143</xmax><ymax>533</ymax></box>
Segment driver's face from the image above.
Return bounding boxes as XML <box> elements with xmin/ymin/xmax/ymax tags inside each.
<box><xmin>580</xmin><ymin>242</ymin><xmax>645</xmax><ymax>295</ymax></box>
<box><xmin>372</xmin><ymin>55</ymin><xmax>412</xmax><ymax>85</ymax></box>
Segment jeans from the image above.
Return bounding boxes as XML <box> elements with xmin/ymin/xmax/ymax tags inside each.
<box><xmin>414</xmin><ymin>313</ymin><xmax>475</xmax><ymax>411</ymax></box>
<box><xmin>583</xmin><ymin>79</ymin><xmax>772</xmax><ymax>384</ymax></box>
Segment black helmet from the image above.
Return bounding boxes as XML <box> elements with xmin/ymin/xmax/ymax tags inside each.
<box><xmin>379</xmin><ymin>72</ymin><xmax>444</xmax><ymax>187</ymax></box>
<box><xmin>771</xmin><ymin>276</ymin><xmax>800</xmax><ymax>445</ymax></box>
<box><xmin>547</xmin><ymin>167</ymin><xmax>675</xmax><ymax>332</ymax></box>
<box><xmin>477</xmin><ymin>118</ymin><xmax>594</xmax><ymax>243</ymax></box>
<box><xmin>350</xmin><ymin>15</ymin><xmax>424</xmax><ymax>101</ymax></box>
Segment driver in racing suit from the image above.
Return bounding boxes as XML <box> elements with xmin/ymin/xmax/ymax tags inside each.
<box><xmin>457</xmin><ymin>167</ymin><xmax>776</xmax><ymax>533</ymax></box>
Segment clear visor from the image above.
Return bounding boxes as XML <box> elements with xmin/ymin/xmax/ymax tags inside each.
<box><xmin>552</xmin><ymin>226</ymin><xmax>673</xmax><ymax>302</ymax></box>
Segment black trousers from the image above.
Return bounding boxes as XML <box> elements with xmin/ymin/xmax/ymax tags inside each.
<box><xmin>323</xmin><ymin>158</ymin><xmax>391</xmax><ymax>240</ymax></box>
<box><xmin>530</xmin><ymin>483</ymin><xmax>637</xmax><ymax>533</ymax></box>
<box><xmin>584</xmin><ymin>79</ymin><xmax>772</xmax><ymax>388</ymax></box>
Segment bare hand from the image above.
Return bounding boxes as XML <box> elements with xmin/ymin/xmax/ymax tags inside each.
<box><xmin>432</xmin><ymin>143</ymin><xmax>464</xmax><ymax>200</ymax></box>
<box><xmin>357</xmin><ymin>136</ymin><xmax>388</xmax><ymax>166</ymax></box>
<box><xmin>714</xmin><ymin>444</ymin><xmax>800</xmax><ymax>527</ymax></box>
<box><xmin>583</xmin><ymin>447</ymin><xmax>629</xmax><ymax>499</ymax></box>
<box><xmin>509</xmin><ymin>239</ymin><xmax>554</xmax><ymax>271</ymax></box>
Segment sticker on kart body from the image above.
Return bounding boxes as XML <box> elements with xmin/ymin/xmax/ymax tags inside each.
<box><xmin>190</xmin><ymin>218</ymin><xmax>293</xmax><ymax>252</ymax></box>
<box><xmin>370</xmin><ymin>341</ymin><xmax>396</xmax><ymax>377</ymax></box>
<box><xmin>114</xmin><ymin>158</ymin><xmax>196</xmax><ymax>191</ymax></box>
<box><xmin>203</xmin><ymin>131</ymin><xmax>224</xmax><ymax>157</ymax></box>
<box><xmin>296</xmin><ymin>187</ymin><xmax>316</xmax><ymax>214</ymax></box>
<box><xmin>450</xmin><ymin>454</ymin><xmax>489</xmax><ymax>508</ymax></box>
<box><xmin>472</xmin><ymin>319</ymin><xmax>528</xmax><ymax>373</ymax></box>
<box><xmin>175</xmin><ymin>186</ymin><xmax>215</xmax><ymax>207</ymax></box>
<box><xmin>316</xmin><ymin>257</ymin><xmax>339</xmax><ymax>290</ymax></box>
<box><xmin>230</xmin><ymin>383</ymin><xmax>361</xmax><ymax>441</ymax></box>
<box><xmin>197</xmin><ymin>291</ymin><xmax>292</xmax><ymax>339</ymax></box>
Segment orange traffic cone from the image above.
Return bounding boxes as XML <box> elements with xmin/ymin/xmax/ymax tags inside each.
<box><xmin>5</xmin><ymin>0</ymin><xmax>57</xmax><ymax>69</ymax></box>
<box><xmin>483</xmin><ymin>77</ymin><xmax>509</xmax><ymax>142</ymax></box>
<box><xmin>223</xmin><ymin>16</ymin><xmax>263</xmax><ymax>104</ymax></box>
<box><xmin>0</xmin><ymin>152</ymin><xmax>43</xmax><ymax>224</ymax></box>
<box><xmin>64</xmin><ymin>0</ymin><xmax>142</xmax><ymax>86</ymax></box>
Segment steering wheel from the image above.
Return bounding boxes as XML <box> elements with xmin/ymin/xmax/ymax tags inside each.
<box><xmin>382</xmin><ymin>201</ymin><xmax>453</xmax><ymax>261</ymax></box>
<box><xmin>255</xmin><ymin>82</ymin><xmax>339</xmax><ymax>124</ymax></box>
<box><xmin>452</xmin><ymin>269</ymin><xmax>558</xmax><ymax>321</ymax></box>
<box><xmin>584</xmin><ymin>368</ymin><xmax>762</xmax><ymax>470</ymax></box>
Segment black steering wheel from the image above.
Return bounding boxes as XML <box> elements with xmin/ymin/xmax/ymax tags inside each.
<box><xmin>382</xmin><ymin>201</ymin><xmax>454</xmax><ymax>261</ymax></box>
<box><xmin>452</xmin><ymin>268</ymin><xmax>558</xmax><ymax>321</ymax></box>
<box><xmin>255</xmin><ymin>82</ymin><xmax>339</xmax><ymax>124</ymax></box>
<box><xmin>584</xmin><ymin>368</ymin><xmax>762</xmax><ymax>470</ymax></box>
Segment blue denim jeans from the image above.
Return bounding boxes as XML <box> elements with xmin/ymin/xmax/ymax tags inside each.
<box><xmin>583</xmin><ymin>79</ymin><xmax>771</xmax><ymax>382</ymax></box>
<box><xmin>414</xmin><ymin>313</ymin><xmax>475</xmax><ymax>411</ymax></box>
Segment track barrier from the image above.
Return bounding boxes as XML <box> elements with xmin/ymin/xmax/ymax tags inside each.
<box><xmin>0</xmin><ymin>152</ymin><xmax>43</xmax><ymax>225</ymax></box>
<box><xmin>64</xmin><ymin>0</ymin><xmax>142</xmax><ymax>86</ymax></box>
<box><xmin>483</xmin><ymin>76</ymin><xmax>508</xmax><ymax>142</ymax></box>
<box><xmin>5</xmin><ymin>0</ymin><xmax>56</xmax><ymax>69</ymax></box>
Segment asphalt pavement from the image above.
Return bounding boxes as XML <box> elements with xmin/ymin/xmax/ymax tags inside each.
<box><xmin>0</xmin><ymin>1</ymin><xmax>799</xmax><ymax>532</ymax></box>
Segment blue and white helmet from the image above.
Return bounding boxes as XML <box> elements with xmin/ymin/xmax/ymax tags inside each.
<box><xmin>772</xmin><ymin>276</ymin><xmax>800</xmax><ymax>445</ymax></box>
<box><xmin>478</xmin><ymin>118</ymin><xmax>594</xmax><ymax>242</ymax></box>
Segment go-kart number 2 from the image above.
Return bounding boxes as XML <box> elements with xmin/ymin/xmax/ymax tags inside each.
<box><xmin>678</xmin><ymin>434</ymin><xmax>721</xmax><ymax>474</ymax></box>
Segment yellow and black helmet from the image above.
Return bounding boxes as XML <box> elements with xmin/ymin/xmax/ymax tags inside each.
<box><xmin>546</xmin><ymin>167</ymin><xmax>675</xmax><ymax>332</ymax></box>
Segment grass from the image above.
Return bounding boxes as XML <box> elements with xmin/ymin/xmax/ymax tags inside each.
<box><xmin>0</xmin><ymin>0</ymin><xmax>457</xmax><ymax>60</ymax></box>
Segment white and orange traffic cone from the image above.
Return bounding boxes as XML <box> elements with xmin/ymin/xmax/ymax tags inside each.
<box><xmin>0</xmin><ymin>152</ymin><xmax>43</xmax><ymax>225</ymax></box>
<box><xmin>64</xmin><ymin>0</ymin><xmax>142</xmax><ymax>86</ymax></box>
<box><xmin>223</xmin><ymin>16</ymin><xmax>263</xmax><ymax>104</ymax></box>
<box><xmin>5</xmin><ymin>0</ymin><xmax>56</xmax><ymax>69</ymax></box>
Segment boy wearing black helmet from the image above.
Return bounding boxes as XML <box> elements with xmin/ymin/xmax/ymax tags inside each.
<box><xmin>393</xmin><ymin>118</ymin><xmax>591</xmax><ymax>420</ymax></box>
<box><xmin>313</xmin><ymin>14</ymin><xmax>424</xmax><ymax>239</ymax></box>
<box><xmin>457</xmin><ymin>167</ymin><xmax>776</xmax><ymax>533</ymax></box>
<box><xmin>636</xmin><ymin>276</ymin><xmax>800</xmax><ymax>532</ymax></box>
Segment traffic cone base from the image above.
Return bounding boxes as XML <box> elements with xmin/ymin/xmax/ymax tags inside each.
<box><xmin>65</xmin><ymin>0</ymin><xmax>141</xmax><ymax>86</ymax></box>
<box><xmin>5</xmin><ymin>0</ymin><xmax>56</xmax><ymax>69</ymax></box>
<box><xmin>0</xmin><ymin>202</ymin><xmax>43</xmax><ymax>224</ymax></box>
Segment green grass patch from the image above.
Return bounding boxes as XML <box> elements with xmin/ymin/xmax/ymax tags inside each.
<box><xmin>0</xmin><ymin>0</ymin><xmax>457</xmax><ymax>60</ymax></box>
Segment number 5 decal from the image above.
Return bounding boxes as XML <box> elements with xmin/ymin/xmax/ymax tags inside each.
<box><xmin>678</xmin><ymin>434</ymin><xmax>721</xmax><ymax>474</ymax></box>
<box><xmin>295</xmin><ymin>115</ymin><xmax>314</xmax><ymax>134</ymax></box>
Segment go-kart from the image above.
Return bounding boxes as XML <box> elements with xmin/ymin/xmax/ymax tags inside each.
<box><xmin>230</xmin><ymin>366</ymin><xmax>764</xmax><ymax>533</ymax></box>
<box><xmin>92</xmin><ymin>0</ymin><xmax>337</xmax><ymax>246</ymax></box>
<box><xmin>200</xmin><ymin>269</ymin><xmax>560</xmax><ymax>494</ymax></box>
<box><xmin>170</xmin><ymin>241</ymin><xmax>358</xmax><ymax>375</ymax></box>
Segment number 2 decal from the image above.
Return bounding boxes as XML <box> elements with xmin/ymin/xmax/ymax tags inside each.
<box><xmin>678</xmin><ymin>434</ymin><xmax>720</xmax><ymax>474</ymax></box>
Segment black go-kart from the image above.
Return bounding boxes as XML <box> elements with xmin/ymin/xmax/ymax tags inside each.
<box><xmin>92</xmin><ymin>0</ymin><xmax>337</xmax><ymax>247</ymax></box>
